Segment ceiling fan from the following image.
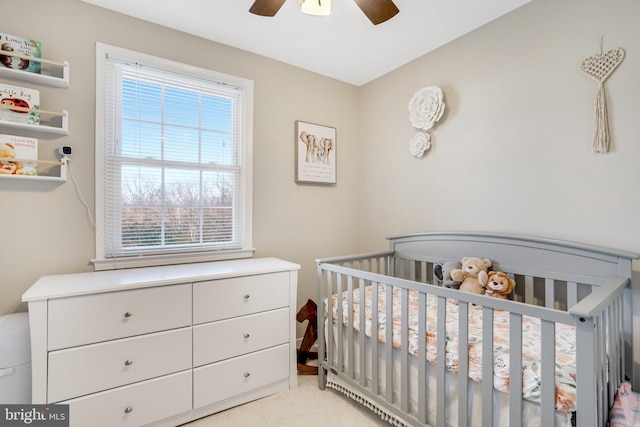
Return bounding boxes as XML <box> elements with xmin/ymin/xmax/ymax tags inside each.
<box><xmin>249</xmin><ymin>0</ymin><xmax>399</xmax><ymax>25</ymax></box>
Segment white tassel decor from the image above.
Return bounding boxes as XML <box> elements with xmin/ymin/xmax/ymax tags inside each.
<box><xmin>579</xmin><ymin>38</ymin><xmax>624</xmax><ymax>153</ymax></box>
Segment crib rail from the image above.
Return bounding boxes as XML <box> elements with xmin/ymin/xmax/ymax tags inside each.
<box><xmin>316</xmin><ymin>253</ymin><xmax>628</xmax><ymax>427</ymax></box>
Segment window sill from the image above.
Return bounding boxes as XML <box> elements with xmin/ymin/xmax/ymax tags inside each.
<box><xmin>91</xmin><ymin>248</ymin><xmax>256</xmax><ymax>271</ymax></box>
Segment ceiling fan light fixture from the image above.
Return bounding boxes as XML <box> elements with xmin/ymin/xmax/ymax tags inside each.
<box><xmin>300</xmin><ymin>0</ymin><xmax>331</xmax><ymax>16</ymax></box>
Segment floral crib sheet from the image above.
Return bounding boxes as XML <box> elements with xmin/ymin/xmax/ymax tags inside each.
<box><xmin>330</xmin><ymin>284</ymin><xmax>577</xmax><ymax>412</ymax></box>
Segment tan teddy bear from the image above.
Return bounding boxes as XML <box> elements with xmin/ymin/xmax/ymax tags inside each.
<box><xmin>0</xmin><ymin>142</ymin><xmax>18</xmax><ymax>174</ymax></box>
<box><xmin>484</xmin><ymin>271</ymin><xmax>515</xmax><ymax>299</ymax></box>
<box><xmin>450</xmin><ymin>257</ymin><xmax>492</xmax><ymax>295</ymax></box>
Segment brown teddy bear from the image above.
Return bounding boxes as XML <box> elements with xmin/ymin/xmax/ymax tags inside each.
<box><xmin>484</xmin><ymin>271</ymin><xmax>515</xmax><ymax>299</ymax></box>
<box><xmin>450</xmin><ymin>257</ymin><xmax>492</xmax><ymax>295</ymax></box>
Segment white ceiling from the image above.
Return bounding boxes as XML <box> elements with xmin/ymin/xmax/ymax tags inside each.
<box><xmin>81</xmin><ymin>0</ymin><xmax>531</xmax><ymax>86</ymax></box>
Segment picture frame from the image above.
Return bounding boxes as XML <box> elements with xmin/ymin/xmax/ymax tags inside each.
<box><xmin>295</xmin><ymin>120</ymin><xmax>337</xmax><ymax>185</ymax></box>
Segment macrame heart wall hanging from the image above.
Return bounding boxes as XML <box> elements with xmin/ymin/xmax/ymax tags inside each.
<box><xmin>579</xmin><ymin>38</ymin><xmax>624</xmax><ymax>153</ymax></box>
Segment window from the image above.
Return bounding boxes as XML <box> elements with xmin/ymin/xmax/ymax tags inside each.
<box><xmin>93</xmin><ymin>43</ymin><xmax>254</xmax><ymax>270</ymax></box>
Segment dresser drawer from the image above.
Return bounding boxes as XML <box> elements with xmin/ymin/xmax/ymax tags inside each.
<box><xmin>193</xmin><ymin>308</ymin><xmax>290</xmax><ymax>367</ymax></box>
<box><xmin>193</xmin><ymin>272</ymin><xmax>289</xmax><ymax>324</ymax></box>
<box><xmin>48</xmin><ymin>327</ymin><xmax>192</xmax><ymax>403</ymax></box>
<box><xmin>63</xmin><ymin>370</ymin><xmax>192</xmax><ymax>427</ymax></box>
<box><xmin>48</xmin><ymin>284</ymin><xmax>191</xmax><ymax>350</ymax></box>
<box><xmin>193</xmin><ymin>344</ymin><xmax>290</xmax><ymax>408</ymax></box>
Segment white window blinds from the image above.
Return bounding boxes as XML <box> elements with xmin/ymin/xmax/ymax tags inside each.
<box><xmin>94</xmin><ymin>44</ymin><xmax>253</xmax><ymax>269</ymax></box>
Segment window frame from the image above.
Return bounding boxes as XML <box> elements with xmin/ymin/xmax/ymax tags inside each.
<box><xmin>92</xmin><ymin>42</ymin><xmax>254</xmax><ymax>271</ymax></box>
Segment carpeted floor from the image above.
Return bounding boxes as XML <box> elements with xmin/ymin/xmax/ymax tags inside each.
<box><xmin>182</xmin><ymin>374</ymin><xmax>386</xmax><ymax>426</ymax></box>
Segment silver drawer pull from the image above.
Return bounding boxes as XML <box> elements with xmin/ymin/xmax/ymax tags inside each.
<box><xmin>243</xmin><ymin>372</ymin><xmax>250</xmax><ymax>378</ymax></box>
<box><xmin>243</xmin><ymin>333</ymin><xmax>250</xmax><ymax>339</ymax></box>
<box><xmin>124</xmin><ymin>312</ymin><xmax>132</xmax><ymax>318</ymax></box>
<box><xmin>243</xmin><ymin>294</ymin><xmax>250</xmax><ymax>300</ymax></box>
<box><xmin>124</xmin><ymin>360</ymin><xmax>134</xmax><ymax>366</ymax></box>
<box><xmin>124</xmin><ymin>407</ymin><xmax>133</xmax><ymax>414</ymax></box>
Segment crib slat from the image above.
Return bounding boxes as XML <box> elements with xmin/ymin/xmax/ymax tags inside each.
<box><xmin>567</xmin><ymin>281</ymin><xmax>578</xmax><ymax>308</ymax></box>
<box><xmin>372</xmin><ymin>283</ymin><xmax>380</xmax><ymax>394</ymax></box>
<box><xmin>608</xmin><ymin>302</ymin><xmax>617</xmax><ymax>396</ymax></box>
<box><xmin>400</xmin><ymin>288</ymin><xmax>409</xmax><ymax>413</ymax></box>
<box><xmin>595</xmin><ymin>313</ymin><xmax>605</xmax><ymax>426</ymax></box>
<box><xmin>605</xmin><ymin>305</ymin><xmax>615</xmax><ymax>407</ymax></box>
<box><xmin>358</xmin><ymin>278</ymin><xmax>366</xmax><ymax>387</ymax></box>
<box><xmin>326</xmin><ymin>272</ymin><xmax>335</xmax><ymax>374</ymax></box>
<box><xmin>417</xmin><ymin>292</ymin><xmax>427</xmax><ymax>424</ymax></box>
<box><xmin>612</xmin><ymin>298</ymin><xmax>623</xmax><ymax>388</ymax></box>
<box><xmin>337</xmin><ymin>273</ymin><xmax>344</xmax><ymax>373</ymax></box>
<box><xmin>458</xmin><ymin>301</ymin><xmax>469</xmax><ymax>427</ymax></box>
<box><xmin>385</xmin><ymin>284</ymin><xmax>394</xmax><ymax>403</ymax></box>
<box><xmin>407</xmin><ymin>259</ymin><xmax>415</xmax><ymax>281</ymax></box>
<box><xmin>610</xmin><ymin>298</ymin><xmax>624</xmax><ymax>404</ymax></box>
<box><xmin>347</xmin><ymin>275</ymin><xmax>354</xmax><ymax>378</ymax></box>
<box><xmin>524</xmin><ymin>275</ymin><xmax>534</xmax><ymax>305</ymax></box>
<box><xmin>606</xmin><ymin>307</ymin><xmax>615</xmax><ymax>418</ymax></box>
<box><xmin>509</xmin><ymin>313</ymin><xmax>523</xmax><ymax>425</ymax></box>
<box><xmin>482</xmin><ymin>307</ymin><xmax>494</xmax><ymax>427</ymax></box>
<box><xmin>540</xmin><ymin>319</ymin><xmax>555</xmax><ymax>425</ymax></box>
<box><xmin>544</xmin><ymin>278</ymin><xmax>554</xmax><ymax>308</ymax></box>
<box><xmin>436</xmin><ymin>296</ymin><xmax>446</xmax><ymax>427</ymax></box>
<box><xmin>317</xmin><ymin>268</ymin><xmax>327</xmax><ymax>389</ymax></box>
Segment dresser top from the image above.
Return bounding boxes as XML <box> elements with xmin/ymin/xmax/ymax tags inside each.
<box><xmin>22</xmin><ymin>257</ymin><xmax>300</xmax><ymax>302</ymax></box>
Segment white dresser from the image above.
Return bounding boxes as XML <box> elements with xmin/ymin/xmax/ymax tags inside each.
<box><xmin>22</xmin><ymin>257</ymin><xmax>300</xmax><ymax>427</ymax></box>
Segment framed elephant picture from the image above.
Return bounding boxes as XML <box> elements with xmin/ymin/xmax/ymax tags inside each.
<box><xmin>295</xmin><ymin>120</ymin><xmax>337</xmax><ymax>185</ymax></box>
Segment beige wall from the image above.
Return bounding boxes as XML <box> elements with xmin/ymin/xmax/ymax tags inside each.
<box><xmin>2</xmin><ymin>0</ymin><xmax>639</xmax><ymax>348</ymax></box>
<box><xmin>0</xmin><ymin>0</ymin><xmax>361</xmax><ymax>317</ymax></box>
<box><xmin>357</xmin><ymin>0</ymin><xmax>640</xmax><ymax>258</ymax></box>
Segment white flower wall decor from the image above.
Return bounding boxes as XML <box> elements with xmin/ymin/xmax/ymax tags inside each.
<box><xmin>409</xmin><ymin>86</ymin><xmax>445</xmax><ymax>131</ymax></box>
<box><xmin>409</xmin><ymin>132</ymin><xmax>431</xmax><ymax>158</ymax></box>
<box><xmin>408</xmin><ymin>86</ymin><xmax>445</xmax><ymax>158</ymax></box>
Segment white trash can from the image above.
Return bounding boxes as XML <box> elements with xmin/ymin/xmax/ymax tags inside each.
<box><xmin>0</xmin><ymin>312</ymin><xmax>31</xmax><ymax>404</ymax></box>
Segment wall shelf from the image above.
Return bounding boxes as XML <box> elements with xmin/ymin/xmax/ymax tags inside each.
<box><xmin>0</xmin><ymin>110</ymin><xmax>69</xmax><ymax>137</ymax></box>
<box><xmin>0</xmin><ymin>53</ymin><xmax>69</xmax><ymax>88</ymax></box>
<box><xmin>0</xmin><ymin>157</ymin><xmax>67</xmax><ymax>182</ymax></box>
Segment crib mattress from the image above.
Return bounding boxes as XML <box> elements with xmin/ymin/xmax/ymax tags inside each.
<box><xmin>330</xmin><ymin>284</ymin><xmax>578</xmax><ymax>412</ymax></box>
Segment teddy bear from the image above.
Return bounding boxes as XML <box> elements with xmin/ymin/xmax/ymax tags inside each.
<box><xmin>433</xmin><ymin>261</ymin><xmax>462</xmax><ymax>289</ymax></box>
<box><xmin>484</xmin><ymin>271</ymin><xmax>515</xmax><ymax>299</ymax></box>
<box><xmin>0</xmin><ymin>142</ymin><xmax>19</xmax><ymax>175</ymax></box>
<box><xmin>450</xmin><ymin>257</ymin><xmax>492</xmax><ymax>295</ymax></box>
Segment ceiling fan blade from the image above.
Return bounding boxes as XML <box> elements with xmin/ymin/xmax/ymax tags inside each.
<box><xmin>249</xmin><ymin>0</ymin><xmax>287</xmax><ymax>17</ymax></box>
<box><xmin>354</xmin><ymin>0</ymin><xmax>399</xmax><ymax>25</ymax></box>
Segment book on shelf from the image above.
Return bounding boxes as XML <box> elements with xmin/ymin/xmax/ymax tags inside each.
<box><xmin>0</xmin><ymin>83</ymin><xmax>39</xmax><ymax>125</ymax></box>
<box><xmin>0</xmin><ymin>134</ymin><xmax>38</xmax><ymax>176</ymax></box>
<box><xmin>0</xmin><ymin>33</ymin><xmax>42</xmax><ymax>74</ymax></box>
